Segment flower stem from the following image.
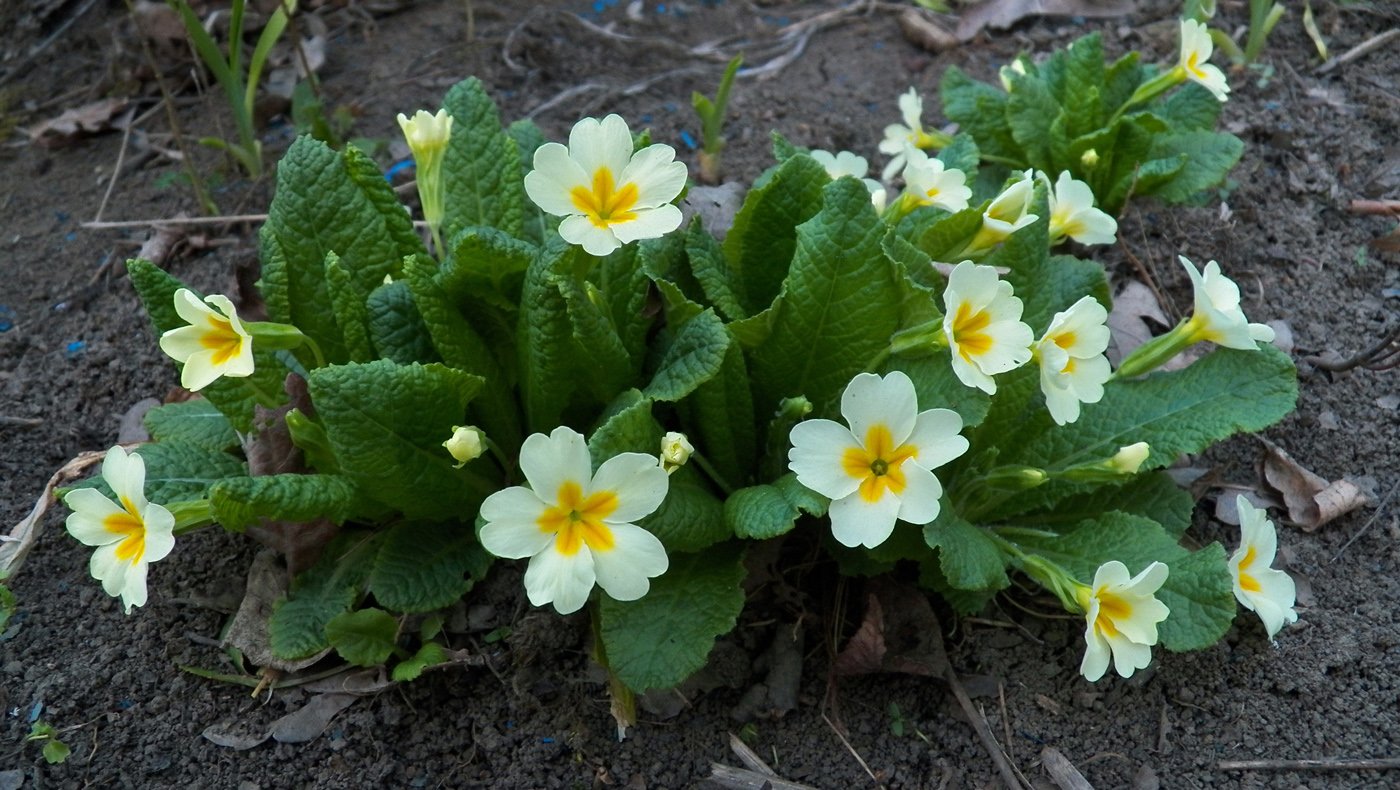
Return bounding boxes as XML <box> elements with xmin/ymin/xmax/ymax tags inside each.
<box><xmin>690</xmin><ymin>451</ymin><xmax>735</xmax><ymax>497</ymax></box>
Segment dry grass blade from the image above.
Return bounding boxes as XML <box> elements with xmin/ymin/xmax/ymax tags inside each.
<box><xmin>1041</xmin><ymin>746</ymin><xmax>1094</xmax><ymax>789</ymax></box>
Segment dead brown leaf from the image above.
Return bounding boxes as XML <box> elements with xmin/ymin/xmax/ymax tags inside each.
<box><xmin>224</xmin><ymin>550</ymin><xmax>331</xmax><ymax>673</ymax></box>
<box><xmin>834</xmin><ymin>579</ymin><xmax>949</xmax><ymax>678</ymax></box>
<box><xmin>957</xmin><ymin>0</ymin><xmax>1136</xmax><ymax>42</ymax></box>
<box><xmin>269</xmin><ymin>692</ymin><xmax>358</xmax><ymax>744</ymax></box>
<box><xmin>1259</xmin><ymin>438</ymin><xmax>1371</xmax><ymax>530</ymax></box>
<box><xmin>28</xmin><ymin>98</ymin><xmax>130</xmax><ymax>148</ymax></box>
<box><xmin>899</xmin><ymin>8</ymin><xmax>958</xmax><ymax>53</ymax></box>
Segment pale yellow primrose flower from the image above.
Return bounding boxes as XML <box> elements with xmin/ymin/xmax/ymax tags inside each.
<box><xmin>1043</xmin><ymin>170</ymin><xmax>1117</xmax><ymax>246</ymax></box>
<box><xmin>660</xmin><ymin>431</ymin><xmax>693</xmax><ymax>475</ymax></box>
<box><xmin>1036</xmin><ymin>296</ymin><xmax>1112</xmax><ymax>426</ymax></box>
<box><xmin>998</xmin><ymin>56</ymin><xmax>1028</xmax><ymax>92</ymax></box>
<box><xmin>63</xmin><ymin>446</ymin><xmax>176</xmax><ymax>614</ymax></box>
<box><xmin>397</xmin><ymin>109</ymin><xmax>453</xmax><ymax>250</ymax></box>
<box><xmin>809</xmin><ymin>149</ymin><xmax>887</xmax><ymax>210</ymax></box>
<box><xmin>942</xmin><ymin>261</ymin><xmax>1034</xmax><ymax>395</ymax></box>
<box><xmin>1109</xmin><ymin>442</ymin><xmax>1150</xmax><ymax>474</ymax></box>
<box><xmin>158</xmin><ymin>289</ymin><xmax>254</xmax><ymax>392</ymax></box>
<box><xmin>901</xmin><ymin>147</ymin><xmax>972</xmax><ymax>214</ymax></box>
<box><xmin>1180</xmin><ymin>256</ymin><xmax>1275</xmax><ymax>349</ymax></box>
<box><xmin>524</xmin><ymin>114</ymin><xmax>687</xmax><ymax>257</ymax></box>
<box><xmin>879</xmin><ymin>88</ymin><xmax>942</xmax><ymax>182</ymax></box>
<box><xmin>965</xmin><ymin>170</ymin><xmax>1039</xmax><ymax>254</ymax></box>
<box><xmin>1178</xmin><ymin>19</ymin><xmax>1229</xmax><ymax>102</ymax></box>
<box><xmin>478</xmin><ymin>426</ymin><xmax>670</xmax><ymax>615</ymax></box>
<box><xmin>1077</xmin><ymin>560</ymin><xmax>1170</xmax><ymax>682</ymax></box>
<box><xmin>1229</xmin><ymin>496</ymin><xmax>1299</xmax><ymax>640</ymax></box>
<box><xmin>443</xmin><ymin>425</ymin><xmax>486</xmax><ymax>468</ymax></box>
<box><xmin>788</xmin><ymin>371</ymin><xmax>968</xmax><ymax>549</ymax></box>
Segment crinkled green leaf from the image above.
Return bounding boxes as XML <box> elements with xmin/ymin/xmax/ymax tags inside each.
<box><xmin>144</xmin><ymin>399</ymin><xmax>238</xmax><ymax>452</ymax></box>
<box><xmin>923</xmin><ymin>508</ymin><xmax>1010</xmax><ymax>591</ymax></box>
<box><xmin>723</xmin><ymin>153</ymin><xmax>829</xmax><ymax>313</ymax></box>
<box><xmin>262</xmin><ymin>137</ymin><xmax>425</xmax><ymax>363</ymax></box>
<box><xmin>750</xmin><ymin>177</ymin><xmax>901</xmax><ymax>417</ymax></box>
<box><xmin>392</xmin><ymin>641</ymin><xmax>448</xmax><ymax>682</ymax></box>
<box><xmin>307</xmin><ymin>360</ymin><xmax>489</xmax><ymax>520</ymax></box>
<box><xmin>725</xmin><ymin>472</ymin><xmax>826</xmax><ymax>540</ymax></box>
<box><xmin>599</xmin><ymin>541</ymin><xmax>746</xmax><ymax>692</ymax></box>
<box><xmin>685</xmin><ymin>219</ymin><xmax>746</xmax><ymax>321</ymax></box>
<box><xmin>588</xmin><ymin>389</ymin><xmax>660</xmax><ymax>465</ymax></box>
<box><xmin>442</xmin><ymin>226</ymin><xmax>535</xmax><ymax>312</ymax></box>
<box><xmin>1154</xmin><ymin>82</ymin><xmax>1223</xmax><ymax>131</ymax></box>
<box><xmin>210</xmin><ymin>473</ymin><xmax>357</xmax><ymax>531</ymax></box>
<box><xmin>325</xmin><ymin>607</ymin><xmax>399</xmax><ymax>667</ymax></box>
<box><xmin>1011</xmin><ymin>512</ymin><xmax>1235</xmax><ymax>651</ymax></box>
<box><xmin>517</xmin><ymin>241</ymin><xmax>580</xmax><ymax>432</ymax></box>
<box><xmin>1024</xmin><ymin>472</ymin><xmax>1194</xmax><ymax>539</ymax></box>
<box><xmin>940</xmin><ymin>67</ymin><xmax>1020</xmax><ymax>165</ymax></box>
<box><xmin>645</xmin><ymin>308</ymin><xmax>730</xmax><ymax>402</ymax></box>
<box><xmin>441</xmin><ymin>77</ymin><xmax>524</xmax><ymax>239</ymax></box>
<box><xmin>1005</xmin><ymin>73</ymin><xmax>1059</xmax><ymax>170</ymax></box>
<box><xmin>367</xmin><ymin>279</ymin><xmax>440</xmax><ymax>365</ymax></box>
<box><xmin>936</xmin><ymin>134</ymin><xmax>980</xmax><ymax>181</ymax></box>
<box><xmin>270</xmin><ymin>532</ymin><xmax>378</xmax><ymax>659</ymax></box>
<box><xmin>368</xmin><ymin>521</ymin><xmax>491</xmax><ymax>612</ymax></box>
<box><xmin>596</xmin><ymin>245</ymin><xmax>653</xmax><ymax>367</ymax></box>
<box><xmin>1145</xmin><ymin>129</ymin><xmax>1244</xmax><ymax>203</ymax></box>
<box><xmin>677</xmin><ymin>337</ymin><xmax>757</xmax><ymax>489</ymax></box>
<box><xmin>639</xmin><ymin>473</ymin><xmax>729</xmax><ymax>553</ymax></box>
<box><xmin>324</xmin><ymin>251</ymin><xmax>374</xmax><ymax>363</ymax></box>
<box><xmin>1102</xmin><ymin>51</ymin><xmax>1146</xmax><ymax>114</ymax></box>
<box><xmin>119</xmin><ymin>441</ymin><xmax>247</xmax><ymax>503</ymax></box>
<box><xmin>890</xmin><ymin>355</ymin><xmax>991</xmax><ymax>429</ymax></box>
<box><xmin>912</xmin><ymin>204</ymin><xmax>985</xmax><ymax>262</ymax></box>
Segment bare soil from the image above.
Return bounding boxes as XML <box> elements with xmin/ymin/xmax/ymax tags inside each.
<box><xmin>2</xmin><ymin>0</ymin><xmax>1399</xmax><ymax>787</ymax></box>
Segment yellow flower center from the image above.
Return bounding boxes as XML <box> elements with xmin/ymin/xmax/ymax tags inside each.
<box><xmin>952</xmin><ymin>301</ymin><xmax>994</xmax><ymax>361</ymax></box>
<box><xmin>537</xmin><ymin>480</ymin><xmax>619</xmax><ymax>556</ymax></box>
<box><xmin>104</xmin><ymin>495</ymin><xmax>147</xmax><ymax>563</ymax></box>
<box><xmin>1186</xmin><ymin>51</ymin><xmax>1208</xmax><ymax>81</ymax></box>
<box><xmin>1094</xmin><ymin>589</ymin><xmax>1132</xmax><ymax>639</ymax></box>
<box><xmin>841</xmin><ymin>424</ymin><xmax>918</xmax><ymax>503</ymax></box>
<box><xmin>199</xmin><ymin>314</ymin><xmax>245</xmax><ymax>366</ymax></box>
<box><xmin>570</xmin><ymin>167</ymin><xmax>640</xmax><ymax>229</ymax></box>
<box><xmin>1237</xmin><ymin>544</ymin><xmax>1262</xmax><ymax>592</ymax></box>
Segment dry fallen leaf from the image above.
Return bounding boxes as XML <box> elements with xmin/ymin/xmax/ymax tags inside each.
<box><xmin>270</xmin><ymin>693</ymin><xmax>358</xmax><ymax>744</ymax></box>
<box><xmin>1259</xmin><ymin>438</ymin><xmax>1371</xmax><ymax>531</ymax></box>
<box><xmin>224</xmin><ymin>550</ymin><xmax>331</xmax><ymax>673</ymax></box>
<box><xmin>957</xmin><ymin>0</ymin><xmax>1136</xmax><ymax>42</ymax></box>
<box><xmin>834</xmin><ymin>579</ymin><xmax>949</xmax><ymax>678</ymax></box>
<box><xmin>899</xmin><ymin>7</ymin><xmax>959</xmax><ymax>53</ymax></box>
<box><xmin>28</xmin><ymin>98</ymin><xmax>130</xmax><ymax>148</ymax></box>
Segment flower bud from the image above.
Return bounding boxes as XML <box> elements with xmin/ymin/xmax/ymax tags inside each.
<box><xmin>443</xmin><ymin>425</ymin><xmax>486</xmax><ymax>467</ymax></box>
<box><xmin>1080</xmin><ymin>148</ymin><xmax>1100</xmax><ymax>169</ymax></box>
<box><xmin>1108</xmin><ymin>442</ymin><xmax>1150</xmax><ymax>474</ymax></box>
<box><xmin>660</xmin><ymin>431</ymin><xmax>694</xmax><ymax>475</ymax></box>
<box><xmin>982</xmin><ymin>465</ymin><xmax>1049</xmax><ymax>490</ymax></box>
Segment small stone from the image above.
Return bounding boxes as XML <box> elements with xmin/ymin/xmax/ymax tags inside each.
<box><xmin>1</xmin><ymin>661</ymin><xmax>21</xmax><ymax>675</ymax></box>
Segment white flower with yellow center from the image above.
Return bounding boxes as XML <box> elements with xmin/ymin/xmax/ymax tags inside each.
<box><xmin>878</xmin><ymin>88</ymin><xmax>943</xmax><ymax>181</ymax></box>
<box><xmin>1043</xmin><ymin>170</ymin><xmax>1117</xmax><ymax>246</ymax></box>
<box><xmin>1180</xmin><ymin>256</ymin><xmax>1275</xmax><ymax>349</ymax></box>
<box><xmin>942</xmin><ymin>261</ymin><xmax>1034</xmax><ymax>394</ymax></box>
<box><xmin>63</xmin><ymin>446</ymin><xmax>176</xmax><ymax>614</ymax></box>
<box><xmin>158</xmin><ymin>289</ymin><xmax>254</xmax><ymax>391</ymax></box>
<box><xmin>901</xmin><ymin>147</ymin><xmax>972</xmax><ymax>214</ymax></box>
<box><xmin>1036</xmin><ymin>296</ymin><xmax>1112</xmax><ymax>425</ymax></box>
<box><xmin>524</xmin><ymin>114</ymin><xmax>687</xmax><ymax>257</ymax></box>
<box><xmin>965</xmin><ymin>170</ymin><xmax>1039</xmax><ymax>254</ymax></box>
<box><xmin>810</xmin><ymin>149</ymin><xmax>887</xmax><ymax>210</ymax></box>
<box><xmin>1077</xmin><ymin>560</ymin><xmax>1170</xmax><ymax>682</ymax></box>
<box><xmin>1229</xmin><ymin>496</ymin><xmax>1298</xmax><ymax>640</ymax></box>
<box><xmin>788</xmin><ymin>371</ymin><xmax>968</xmax><ymax>549</ymax></box>
<box><xmin>478</xmin><ymin>426</ymin><xmax>670</xmax><ymax>615</ymax></box>
<box><xmin>1178</xmin><ymin>19</ymin><xmax>1229</xmax><ymax>102</ymax></box>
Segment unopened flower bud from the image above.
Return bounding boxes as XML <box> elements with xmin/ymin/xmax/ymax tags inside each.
<box><xmin>443</xmin><ymin>425</ymin><xmax>486</xmax><ymax>467</ymax></box>
<box><xmin>1108</xmin><ymin>442</ymin><xmax>1150</xmax><ymax>475</ymax></box>
<box><xmin>660</xmin><ymin>431</ymin><xmax>694</xmax><ymax>474</ymax></box>
<box><xmin>1080</xmin><ymin>148</ymin><xmax>1100</xmax><ymax>169</ymax></box>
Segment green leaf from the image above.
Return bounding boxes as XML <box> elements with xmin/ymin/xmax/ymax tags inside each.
<box><xmin>122</xmin><ymin>442</ymin><xmax>247</xmax><ymax>503</ymax></box>
<box><xmin>1145</xmin><ymin>129</ymin><xmax>1244</xmax><ymax>203</ymax></box>
<box><xmin>750</xmin><ymin>177</ymin><xmax>901</xmax><ymax>417</ymax></box>
<box><xmin>588</xmin><ymin>389</ymin><xmax>660</xmax><ymax>464</ymax></box>
<box><xmin>441</xmin><ymin>77</ymin><xmax>524</xmax><ymax>239</ymax></box>
<box><xmin>599</xmin><ymin>542</ymin><xmax>746</xmax><ymax>692</ymax></box>
<box><xmin>640</xmin><ymin>473</ymin><xmax>730</xmax><ymax>553</ymax></box>
<box><xmin>144</xmin><ymin>399</ymin><xmax>239</xmax><ymax>452</ymax></box>
<box><xmin>1005</xmin><ymin>74</ymin><xmax>1059</xmax><ymax>170</ymax></box>
<box><xmin>307</xmin><ymin>360</ymin><xmax>489</xmax><ymax>520</ymax></box>
<box><xmin>325</xmin><ymin>607</ymin><xmax>399</xmax><ymax>667</ymax></box>
<box><xmin>936</xmin><ymin>134</ymin><xmax>980</xmax><ymax>180</ymax></box>
<box><xmin>940</xmin><ymin>67</ymin><xmax>1020</xmax><ymax>165</ymax></box>
<box><xmin>677</xmin><ymin>337</ymin><xmax>757</xmax><ymax>488</ymax></box>
<box><xmin>723</xmin><ymin>154</ymin><xmax>830</xmax><ymax>313</ymax></box>
<box><xmin>912</xmin><ymin>205</ymin><xmax>985</xmax><ymax>262</ymax></box>
<box><xmin>1102</xmin><ymin>51</ymin><xmax>1146</xmax><ymax>114</ymax></box>
<box><xmin>891</xmin><ymin>355</ymin><xmax>991</xmax><ymax>429</ymax></box>
<box><xmin>771</xmin><ymin>130</ymin><xmax>802</xmax><ymax>162</ymax></box>
<box><xmin>725</xmin><ymin>473</ymin><xmax>826</xmax><ymax>540</ymax></box>
<box><xmin>209</xmin><ymin>474</ymin><xmax>358</xmax><ymax>531</ymax></box>
<box><xmin>919</xmin><ymin>559</ymin><xmax>995</xmax><ymax>615</ymax></box>
<box><xmin>392</xmin><ymin>641</ymin><xmax>448</xmax><ymax>682</ymax></box>
<box><xmin>556</xmin><ymin>259</ymin><xmax>635</xmax><ymax>401</ymax></box>
<box><xmin>1025</xmin><ymin>472</ymin><xmax>1194</xmax><ymax>538</ymax></box>
<box><xmin>367</xmin><ymin>279</ymin><xmax>440</xmax><ymax>365</ymax></box>
<box><xmin>923</xmin><ymin>508</ymin><xmax>1010</xmax><ymax>591</ymax></box>
<box><xmin>507</xmin><ymin>119</ymin><xmax>552</xmax><ymax>245</ymax></box>
<box><xmin>645</xmin><ymin>308</ymin><xmax>731</xmax><ymax>402</ymax></box>
<box><xmin>324</xmin><ymin>252</ymin><xmax>374</xmax><ymax>362</ymax></box>
<box><xmin>442</xmin><ymin>225</ymin><xmax>535</xmax><ymax>310</ymax></box>
<box><xmin>368</xmin><ymin>521</ymin><xmax>490</xmax><ymax>612</ymax></box>
<box><xmin>685</xmin><ymin>219</ymin><xmax>747</xmax><ymax>321</ymax></box>
<box><xmin>270</xmin><ymin>532</ymin><xmax>378</xmax><ymax>659</ymax></box>
<box><xmin>42</xmin><ymin>739</ymin><xmax>71</xmax><ymax>765</ymax></box>
<box><xmin>1154</xmin><ymin>82</ymin><xmax>1223</xmax><ymax>131</ymax></box>
<box><xmin>1011</xmin><ymin>512</ymin><xmax>1235</xmax><ymax>651</ymax></box>
<box><xmin>262</xmin><ymin>138</ymin><xmax>425</xmax><ymax>362</ymax></box>
<box><xmin>518</xmin><ymin>242</ymin><xmax>585</xmax><ymax>432</ymax></box>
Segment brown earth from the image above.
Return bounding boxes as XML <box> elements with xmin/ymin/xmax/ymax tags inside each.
<box><xmin>2</xmin><ymin>0</ymin><xmax>1399</xmax><ymax>787</ymax></box>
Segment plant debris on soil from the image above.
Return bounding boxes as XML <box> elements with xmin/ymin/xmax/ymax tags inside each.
<box><xmin>2</xmin><ymin>0</ymin><xmax>1399</xmax><ymax>787</ymax></box>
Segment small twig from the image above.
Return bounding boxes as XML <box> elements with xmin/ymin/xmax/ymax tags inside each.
<box><xmin>82</xmin><ymin>214</ymin><xmax>269</xmax><ymax>230</ymax></box>
<box><xmin>1220</xmin><ymin>757</ymin><xmax>1400</xmax><ymax>771</ymax></box>
<box><xmin>944</xmin><ymin>666</ymin><xmax>1027</xmax><ymax>790</ymax></box>
<box><xmin>92</xmin><ymin>107</ymin><xmax>138</xmax><ymax>224</ymax></box>
<box><xmin>1348</xmin><ymin>199</ymin><xmax>1400</xmax><ymax>216</ymax></box>
<box><xmin>1315</xmin><ymin>28</ymin><xmax>1400</xmax><ymax>74</ymax></box>
<box><xmin>821</xmin><ymin>710</ymin><xmax>885</xmax><ymax>788</ymax></box>
<box><xmin>1304</xmin><ymin>326</ymin><xmax>1400</xmax><ymax>372</ymax></box>
<box><xmin>0</xmin><ymin>415</ymin><xmax>44</xmax><ymax>428</ymax></box>
<box><xmin>1041</xmin><ymin>747</ymin><xmax>1093</xmax><ymax>790</ymax></box>
<box><xmin>1330</xmin><ymin>478</ymin><xmax>1400</xmax><ymax>563</ymax></box>
<box><xmin>728</xmin><ymin>732</ymin><xmax>779</xmax><ymax>776</ymax></box>
<box><xmin>708</xmin><ymin>763</ymin><xmax>819</xmax><ymax>790</ymax></box>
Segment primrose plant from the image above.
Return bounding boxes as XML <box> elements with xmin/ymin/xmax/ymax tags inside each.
<box><xmin>64</xmin><ymin>25</ymin><xmax>1297</xmax><ymax>734</ymax></box>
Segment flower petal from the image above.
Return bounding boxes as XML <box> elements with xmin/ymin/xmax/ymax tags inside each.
<box><xmin>828</xmin><ymin>489</ymin><xmax>900</xmax><ymax>549</ymax></box>
<box><xmin>894</xmin><ymin>461</ymin><xmax>943</xmax><ymax>525</ymax></box>
<box><xmin>480</xmin><ymin>487</ymin><xmax>553</xmax><ymax>559</ymax></box>
<box><xmin>519</xmin><ymin>427</ymin><xmax>593</xmax><ymax>507</ymax></box>
<box><xmin>620</xmin><ymin>144</ymin><xmax>687</xmax><ymax>209</ymax></box>
<box><xmin>63</xmin><ymin>489</ymin><xmax>125</xmax><ymax>546</ymax></box>
<box><xmin>1080</xmin><ymin>619</ymin><xmax>1111</xmax><ymax>682</ymax></box>
<box><xmin>524</xmin><ymin>142</ymin><xmax>590</xmax><ymax>216</ymax></box>
<box><xmin>592</xmin><ymin>453</ymin><xmax>670</xmax><ymax>523</ymax></box>
<box><xmin>142</xmin><ymin>504</ymin><xmax>176</xmax><ymax>563</ymax></box>
<box><xmin>608</xmin><ymin>205</ymin><xmax>682</xmax><ymax>245</ymax></box>
<box><xmin>590</xmin><ymin>522</ymin><xmax>668</xmax><ymax>602</ymax></box>
<box><xmin>558</xmin><ymin>214</ymin><xmax>622</xmax><ymax>256</ymax></box>
<box><xmin>788</xmin><ymin>419</ymin><xmax>863</xmax><ymax>500</ymax></box>
<box><xmin>524</xmin><ymin>545</ymin><xmax>596</xmax><ymax>615</ymax></box>
<box><xmin>841</xmin><ymin>371</ymin><xmax>917</xmax><ymax>447</ymax></box>
<box><xmin>120</xmin><ymin>559</ymin><xmax>150</xmax><ymax>614</ymax></box>
<box><xmin>90</xmin><ymin>542</ymin><xmax>131</xmax><ymax>599</ymax></box>
<box><xmin>1108</xmin><ymin>636</ymin><xmax>1153</xmax><ymax>678</ymax></box>
<box><xmin>569</xmin><ymin>114</ymin><xmax>633</xmax><ymax>182</ymax></box>
<box><xmin>905</xmin><ymin>408</ymin><xmax>968</xmax><ymax>470</ymax></box>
